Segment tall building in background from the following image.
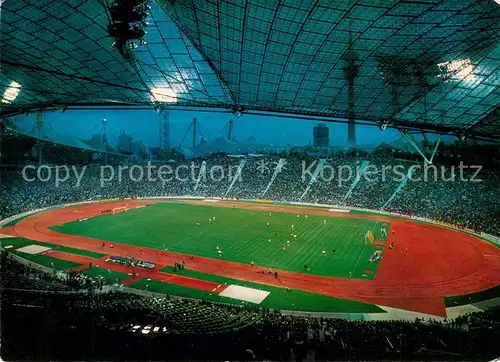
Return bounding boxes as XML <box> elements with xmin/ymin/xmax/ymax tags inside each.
<box><xmin>117</xmin><ymin>131</ymin><xmax>133</xmax><ymax>154</ymax></box>
<box><xmin>87</xmin><ymin>134</ymin><xmax>108</xmax><ymax>150</ymax></box>
<box><xmin>313</xmin><ymin>123</ymin><xmax>329</xmax><ymax>147</ymax></box>
<box><xmin>159</xmin><ymin>108</ymin><xmax>170</xmax><ymax>151</ymax></box>
<box><xmin>131</xmin><ymin>140</ymin><xmax>147</xmax><ymax>157</ymax></box>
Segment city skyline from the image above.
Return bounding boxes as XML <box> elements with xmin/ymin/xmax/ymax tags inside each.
<box><xmin>11</xmin><ymin>108</ymin><xmax>451</xmax><ymax>151</ymax></box>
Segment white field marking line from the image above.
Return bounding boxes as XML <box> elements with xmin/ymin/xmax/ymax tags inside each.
<box><xmin>294</xmin><ymin>221</ymin><xmax>328</xmax><ymax>256</ymax></box>
<box><xmin>157</xmin><ymin>211</ymin><xmax>226</xmax><ymax>249</ymax></box>
<box><xmin>289</xmin><ymin>219</ymin><xmax>365</xmax><ymax>267</ymax></box>
<box><xmin>340</xmin><ymin>225</ymin><xmax>358</xmax><ymax>250</ymax></box>
<box><xmin>202</xmin><ymin>211</ymin><xmax>257</xmax><ymax>255</ymax></box>
<box><xmin>161</xmin><ymin>273</ymin><xmax>176</xmax><ymax>283</ymax></box>
<box><xmin>152</xmin><ymin>208</ymin><xmax>359</xmax><ymax>258</ymax></box>
<box><xmin>225</xmin><ymin>217</ymin><xmax>290</xmax><ymax>268</ymax></box>
<box><xmin>339</xmin><ymin>219</ymin><xmax>378</xmax><ymax>250</ymax></box>
<box><xmin>297</xmin><ymin>224</ymin><xmax>338</xmax><ymax>264</ymax></box>
<box><xmin>240</xmin><ymin>217</ymin><xmax>319</xmax><ymax>269</ymax></box>
<box><xmin>161</xmin><ymin>223</ymin><xmax>203</xmax><ymax>251</ymax></box>
<box><xmin>211</xmin><ymin>284</ymin><xmax>223</xmax><ymax>292</ymax></box>
<box><xmin>351</xmin><ymin>246</ymin><xmax>366</xmax><ymax>276</ymax></box>
<box><xmin>165</xmin><ymin>211</ymin><xmax>251</xmax><ymax>254</ymax></box>
<box><xmin>330</xmin><ymin>228</ymin><xmax>355</xmax><ymax>261</ymax></box>
<box><xmin>221</xmin><ymin>211</ymin><xmax>267</xmax><ymax>255</ymax></box>
<box><xmin>222</xmin><ymin>210</ymin><xmax>315</xmax><ymax>257</ymax></box>
<box><xmin>268</xmin><ymin>220</ymin><xmax>318</xmax><ymax>269</ymax></box>
<box><xmin>324</xmin><ymin>226</ymin><xmax>358</xmax><ymax>269</ymax></box>
<box><xmin>351</xmin><ymin>220</ymin><xmax>380</xmax><ymax>275</ymax></box>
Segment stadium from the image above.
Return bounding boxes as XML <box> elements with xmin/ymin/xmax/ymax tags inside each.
<box><xmin>1</xmin><ymin>0</ymin><xmax>500</xmax><ymax>360</ymax></box>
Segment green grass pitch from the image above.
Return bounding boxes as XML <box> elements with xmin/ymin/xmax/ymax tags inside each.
<box><xmin>52</xmin><ymin>202</ymin><xmax>388</xmax><ymax>279</ymax></box>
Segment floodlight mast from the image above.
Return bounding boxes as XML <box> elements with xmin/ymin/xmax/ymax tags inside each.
<box><xmin>177</xmin><ymin>117</ymin><xmax>202</xmax><ymax>149</ymax></box>
<box><xmin>399</xmin><ymin>129</ymin><xmax>441</xmax><ymax>164</ymax></box>
<box><xmin>32</xmin><ymin>111</ymin><xmax>45</xmax><ymax>165</ymax></box>
<box><xmin>158</xmin><ymin>107</ymin><xmax>170</xmax><ymax>151</ymax></box>
<box><xmin>192</xmin><ymin>117</ymin><xmax>197</xmax><ymax>148</ymax></box>
<box><xmin>228</xmin><ymin>119</ymin><xmax>233</xmax><ymax>141</ymax></box>
<box><xmin>342</xmin><ymin>19</ymin><xmax>358</xmax><ymax>146</ymax></box>
<box><xmin>102</xmin><ymin>118</ymin><xmax>108</xmax><ymax>164</ymax></box>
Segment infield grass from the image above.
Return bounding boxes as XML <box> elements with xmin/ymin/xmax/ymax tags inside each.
<box><xmin>11</xmin><ymin>250</ymin><xmax>80</xmax><ymax>270</ymax></box>
<box><xmin>81</xmin><ymin>267</ymin><xmax>130</xmax><ymax>283</ymax></box>
<box><xmin>129</xmin><ymin>274</ymin><xmax>385</xmax><ymax>313</ymax></box>
<box><xmin>52</xmin><ymin>202</ymin><xmax>388</xmax><ymax>279</ymax></box>
<box><xmin>445</xmin><ymin>285</ymin><xmax>500</xmax><ymax>307</ymax></box>
<box><xmin>0</xmin><ymin>237</ymin><xmax>106</xmax><ymax>259</ymax></box>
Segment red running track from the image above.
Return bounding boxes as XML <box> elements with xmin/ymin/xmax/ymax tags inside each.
<box><xmin>3</xmin><ymin>200</ymin><xmax>500</xmax><ymax>317</ymax></box>
<box><xmin>45</xmin><ymin>249</ymin><xmax>224</xmax><ymax>292</ymax></box>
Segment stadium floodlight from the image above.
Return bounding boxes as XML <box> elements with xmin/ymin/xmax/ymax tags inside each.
<box><xmin>107</xmin><ymin>0</ymin><xmax>150</xmax><ymax>57</ymax></box>
<box><xmin>1</xmin><ymin>80</ymin><xmax>21</xmax><ymax>104</ymax></box>
<box><xmin>379</xmin><ymin>119</ymin><xmax>391</xmax><ymax>131</ymax></box>
<box><xmin>437</xmin><ymin>58</ymin><xmax>477</xmax><ymax>85</ymax></box>
<box><xmin>151</xmin><ymin>87</ymin><xmax>177</xmax><ymax>103</ymax></box>
<box><xmin>232</xmin><ymin>104</ymin><xmax>245</xmax><ymax>118</ymax></box>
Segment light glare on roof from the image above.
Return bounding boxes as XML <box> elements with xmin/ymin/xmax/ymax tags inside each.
<box><xmin>1</xmin><ymin>81</ymin><xmax>21</xmax><ymax>104</ymax></box>
<box><xmin>151</xmin><ymin>87</ymin><xmax>177</xmax><ymax>103</ymax></box>
<box><xmin>437</xmin><ymin>58</ymin><xmax>477</xmax><ymax>84</ymax></box>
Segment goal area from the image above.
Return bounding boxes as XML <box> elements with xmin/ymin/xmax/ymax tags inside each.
<box><xmin>112</xmin><ymin>206</ymin><xmax>128</xmax><ymax>215</ymax></box>
<box><xmin>364</xmin><ymin>230</ymin><xmax>375</xmax><ymax>245</ymax></box>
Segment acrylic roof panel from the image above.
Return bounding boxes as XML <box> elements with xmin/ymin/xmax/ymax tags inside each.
<box><xmin>0</xmin><ymin>0</ymin><xmax>231</xmax><ymax>108</ymax></box>
<box><xmin>159</xmin><ymin>0</ymin><xmax>500</xmax><ymax>135</ymax></box>
<box><xmin>1</xmin><ymin>0</ymin><xmax>499</xmax><ymax>136</ymax></box>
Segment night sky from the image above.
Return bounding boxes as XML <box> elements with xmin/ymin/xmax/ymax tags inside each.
<box><xmin>12</xmin><ymin>108</ymin><xmax>450</xmax><ymax>149</ymax></box>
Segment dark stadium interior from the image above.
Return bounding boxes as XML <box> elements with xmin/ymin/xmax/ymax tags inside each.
<box><xmin>1</xmin><ymin>0</ymin><xmax>500</xmax><ymax>361</ymax></box>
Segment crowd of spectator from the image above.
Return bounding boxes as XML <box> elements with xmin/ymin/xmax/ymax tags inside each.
<box><xmin>0</xmin><ymin>252</ymin><xmax>120</xmax><ymax>293</ymax></box>
<box><xmin>1</xmin><ymin>154</ymin><xmax>499</xmax><ymax>235</ymax></box>
<box><xmin>388</xmin><ymin>167</ymin><xmax>500</xmax><ymax>233</ymax></box>
<box><xmin>2</xmin><ymin>252</ymin><xmax>500</xmax><ymax>361</ymax></box>
<box><xmin>1</xmin><ymin>153</ymin><xmax>500</xmax><ymax>360</ymax></box>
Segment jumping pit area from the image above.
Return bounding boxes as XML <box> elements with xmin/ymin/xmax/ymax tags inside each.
<box><xmin>2</xmin><ymin>199</ymin><xmax>499</xmax><ymax>318</ymax></box>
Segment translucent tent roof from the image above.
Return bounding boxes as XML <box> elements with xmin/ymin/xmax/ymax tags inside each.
<box><xmin>1</xmin><ymin>0</ymin><xmax>500</xmax><ymax>138</ymax></box>
<box><xmin>0</xmin><ymin>0</ymin><xmax>232</xmax><ymax>108</ymax></box>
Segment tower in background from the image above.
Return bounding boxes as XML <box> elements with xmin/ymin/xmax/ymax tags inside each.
<box><xmin>159</xmin><ymin>108</ymin><xmax>170</xmax><ymax>151</ymax></box>
<box><xmin>117</xmin><ymin>131</ymin><xmax>133</xmax><ymax>154</ymax></box>
<box><xmin>313</xmin><ymin>123</ymin><xmax>329</xmax><ymax>147</ymax></box>
<box><xmin>343</xmin><ymin>14</ymin><xmax>358</xmax><ymax>146</ymax></box>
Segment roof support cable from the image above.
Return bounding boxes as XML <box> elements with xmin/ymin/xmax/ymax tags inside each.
<box><xmin>399</xmin><ymin>129</ymin><xmax>441</xmax><ymax>165</ymax></box>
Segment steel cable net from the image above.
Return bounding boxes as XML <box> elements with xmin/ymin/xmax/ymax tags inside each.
<box><xmin>1</xmin><ymin>0</ymin><xmax>499</xmax><ymax>136</ymax></box>
<box><xmin>0</xmin><ymin>0</ymin><xmax>232</xmax><ymax>110</ymax></box>
<box><xmin>159</xmin><ymin>0</ymin><xmax>500</xmax><ymax>136</ymax></box>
